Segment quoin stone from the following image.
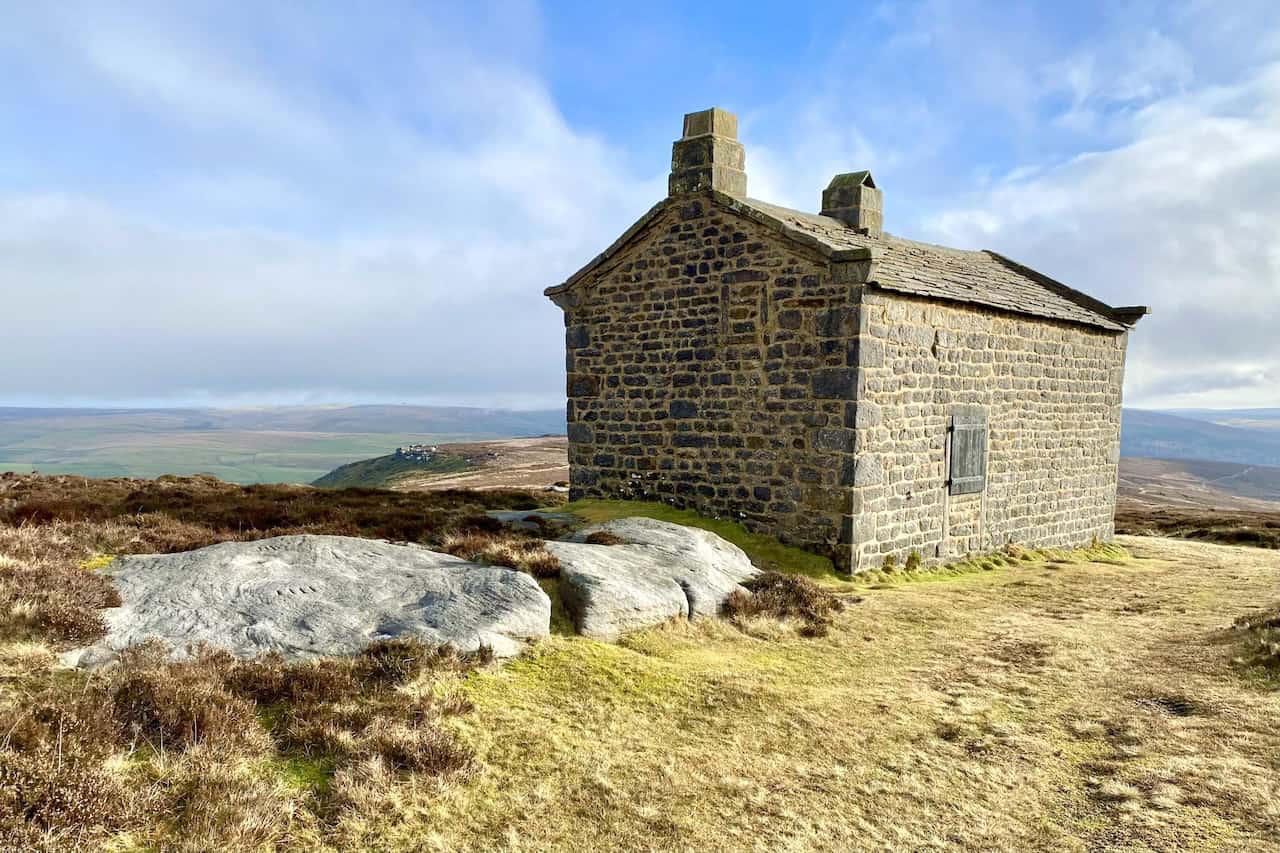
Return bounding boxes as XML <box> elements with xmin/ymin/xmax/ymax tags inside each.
<box><xmin>546</xmin><ymin>107</ymin><xmax>1149</xmax><ymax>573</ymax></box>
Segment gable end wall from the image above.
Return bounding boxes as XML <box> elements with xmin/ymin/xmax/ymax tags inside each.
<box><xmin>560</xmin><ymin>195</ymin><xmax>868</xmax><ymax>566</ymax></box>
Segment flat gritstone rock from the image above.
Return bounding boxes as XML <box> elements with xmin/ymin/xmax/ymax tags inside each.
<box><xmin>66</xmin><ymin>534</ymin><xmax>551</xmax><ymax>667</ymax></box>
<box><xmin>546</xmin><ymin>517</ymin><xmax>758</xmax><ymax>641</ymax></box>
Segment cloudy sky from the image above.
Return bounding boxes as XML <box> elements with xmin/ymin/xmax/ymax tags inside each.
<box><xmin>2</xmin><ymin>1</ymin><xmax>1277</xmax><ymax>410</ymax></box>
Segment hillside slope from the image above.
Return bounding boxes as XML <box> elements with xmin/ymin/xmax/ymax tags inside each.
<box><xmin>1121</xmin><ymin>409</ymin><xmax>1280</xmax><ymax>466</ymax></box>
<box><xmin>315</xmin><ymin>437</ymin><xmax>569</xmax><ymax>492</ymax></box>
<box><xmin>311</xmin><ymin>451</ymin><xmax>471</xmax><ymax>488</ymax></box>
<box><xmin>1119</xmin><ymin>457</ymin><xmax>1280</xmax><ymax>511</ymax></box>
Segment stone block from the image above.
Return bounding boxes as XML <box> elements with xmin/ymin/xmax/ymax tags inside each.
<box><xmin>852</xmin><ymin>455</ymin><xmax>883</xmax><ymax>487</ymax></box>
<box><xmin>567</xmin><ymin>374</ymin><xmax>601</xmax><ymax>398</ymax></box>
<box><xmin>682</xmin><ymin>107</ymin><xmax>738</xmax><ymax>139</ymax></box>
<box><xmin>669</xmin><ymin>400</ymin><xmax>698</xmax><ymax>419</ymax></box>
<box><xmin>844</xmin><ymin>401</ymin><xmax>881</xmax><ymax>428</ymax></box>
<box><xmin>566</xmin><ymin>325</ymin><xmax>590</xmax><ymax>349</ymax></box>
<box><xmin>812</xmin><ymin>428</ymin><xmax>855</xmax><ymax>452</ymax></box>
<box><xmin>816</xmin><ymin>308</ymin><xmax>856</xmax><ymax>338</ymax></box>
<box><xmin>812</xmin><ymin>368</ymin><xmax>858</xmax><ymax>399</ymax></box>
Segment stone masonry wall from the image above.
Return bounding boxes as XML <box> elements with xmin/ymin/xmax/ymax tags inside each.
<box><xmin>847</xmin><ymin>289</ymin><xmax>1128</xmax><ymax>571</ymax></box>
<box><xmin>558</xmin><ymin>194</ymin><xmax>864</xmax><ymax>566</ymax></box>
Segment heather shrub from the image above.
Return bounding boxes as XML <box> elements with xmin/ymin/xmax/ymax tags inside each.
<box><xmin>723</xmin><ymin>571</ymin><xmax>845</xmax><ymax>637</ymax></box>
<box><xmin>0</xmin><ymin>749</ymin><xmax>154</xmax><ymax>847</ymax></box>
<box><xmin>110</xmin><ymin>643</ymin><xmax>268</xmax><ymax>753</ymax></box>
<box><xmin>1233</xmin><ymin>604</ymin><xmax>1280</xmax><ymax>673</ymax></box>
<box><xmin>360</xmin><ymin>718</ymin><xmax>473</xmax><ymax>777</ymax></box>
<box><xmin>441</xmin><ymin>530</ymin><xmax>561</xmax><ymax>578</ymax></box>
<box><xmin>225</xmin><ymin>653</ymin><xmax>359</xmax><ymax>706</ymax></box>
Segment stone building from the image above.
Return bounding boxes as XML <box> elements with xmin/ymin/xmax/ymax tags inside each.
<box><xmin>545</xmin><ymin>108</ymin><xmax>1148</xmax><ymax>572</ymax></box>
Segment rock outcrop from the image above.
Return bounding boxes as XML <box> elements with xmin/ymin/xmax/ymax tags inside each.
<box><xmin>65</xmin><ymin>534</ymin><xmax>551</xmax><ymax>667</ymax></box>
<box><xmin>546</xmin><ymin>517</ymin><xmax>757</xmax><ymax>640</ymax></box>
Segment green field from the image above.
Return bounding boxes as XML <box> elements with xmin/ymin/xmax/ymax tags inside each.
<box><xmin>0</xmin><ymin>429</ymin><xmax>491</xmax><ymax>484</ymax></box>
<box><xmin>0</xmin><ymin>406</ymin><xmax>569</xmax><ymax>484</ymax></box>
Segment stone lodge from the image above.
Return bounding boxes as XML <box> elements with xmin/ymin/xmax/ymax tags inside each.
<box><xmin>545</xmin><ymin>108</ymin><xmax>1148</xmax><ymax>573</ymax></box>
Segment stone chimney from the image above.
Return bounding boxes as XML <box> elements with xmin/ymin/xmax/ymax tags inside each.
<box><xmin>821</xmin><ymin>171</ymin><xmax>882</xmax><ymax>238</ymax></box>
<box><xmin>669</xmin><ymin>107</ymin><xmax>746</xmax><ymax>197</ymax></box>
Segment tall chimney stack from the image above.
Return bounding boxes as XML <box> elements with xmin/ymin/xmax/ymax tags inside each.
<box><xmin>669</xmin><ymin>107</ymin><xmax>746</xmax><ymax>197</ymax></box>
<box><xmin>821</xmin><ymin>171</ymin><xmax>882</xmax><ymax>238</ymax></box>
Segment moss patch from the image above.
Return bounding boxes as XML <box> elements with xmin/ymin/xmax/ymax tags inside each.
<box><xmin>853</xmin><ymin>541</ymin><xmax>1133</xmax><ymax>587</ymax></box>
<box><xmin>272</xmin><ymin>755</ymin><xmax>336</xmax><ymax>794</ymax></box>
<box><xmin>80</xmin><ymin>554</ymin><xmax>116</xmax><ymax>571</ymax></box>
<box><xmin>539</xmin><ymin>578</ymin><xmax>575</xmax><ymax>636</ymax></box>
<box><xmin>560</xmin><ymin>499</ymin><xmax>843</xmax><ymax>584</ymax></box>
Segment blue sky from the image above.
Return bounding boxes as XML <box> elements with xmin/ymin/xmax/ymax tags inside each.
<box><xmin>1</xmin><ymin>0</ymin><xmax>1278</xmax><ymax>409</ymax></box>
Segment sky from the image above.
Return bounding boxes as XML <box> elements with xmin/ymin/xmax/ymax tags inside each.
<box><xmin>1</xmin><ymin>0</ymin><xmax>1278</xmax><ymax>411</ymax></box>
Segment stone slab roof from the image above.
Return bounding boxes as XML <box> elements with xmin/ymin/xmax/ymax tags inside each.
<box><xmin>548</xmin><ymin>191</ymin><xmax>1143</xmax><ymax>332</ymax></box>
<box><xmin>739</xmin><ymin>197</ymin><xmax>1131</xmax><ymax>332</ymax></box>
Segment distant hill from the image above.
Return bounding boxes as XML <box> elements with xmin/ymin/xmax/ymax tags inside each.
<box><xmin>1120</xmin><ymin>409</ymin><xmax>1280</xmax><ymax>467</ymax></box>
<box><xmin>1165</xmin><ymin>408</ymin><xmax>1280</xmax><ymax>432</ymax></box>
<box><xmin>1119</xmin><ymin>457</ymin><xmax>1280</xmax><ymax>510</ymax></box>
<box><xmin>312</xmin><ymin>450</ymin><xmax>473</xmax><ymax>489</ymax></box>
<box><xmin>0</xmin><ymin>405</ymin><xmax>564</xmax><ymax>484</ymax></box>
<box><xmin>0</xmin><ymin>405</ymin><xmax>564</xmax><ymax>436</ymax></box>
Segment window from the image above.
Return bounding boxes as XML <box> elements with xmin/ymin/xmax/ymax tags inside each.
<box><xmin>948</xmin><ymin>409</ymin><xmax>987</xmax><ymax>495</ymax></box>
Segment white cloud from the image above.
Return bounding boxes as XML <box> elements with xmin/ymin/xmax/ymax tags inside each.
<box><xmin>923</xmin><ymin>64</ymin><xmax>1280</xmax><ymax>409</ymax></box>
<box><xmin>0</xmin><ymin>4</ymin><xmax>660</xmax><ymax>408</ymax></box>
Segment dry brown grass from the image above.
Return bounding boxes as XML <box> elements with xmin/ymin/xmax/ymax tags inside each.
<box><xmin>0</xmin><ymin>473</ymin><xmax>543</xmax><ymax>542</ymax></box>
<box><xmin>440</xmin><ymin>530</ymin><xmax>561</xmax><ymax>578</ymax></box>
<box><xmin>1232</xmin><ymin>602</ymin><xmax>1280</xmax><ymax>673</ymax></box>
<box><xmin>1116</xmin><ymin>500</ymin><xmax>1280</xmax><ymax>549</ymax></box>
<box><xmin>0</xmin><ymin>630</ymin><xmax>483</xmax><ymax>849</ymax></box>
<box><xmin>723</xmin><ymin>571</ymin><xmax>846</xmax><ymax>637</ymax></box>
<box><xmin>417</xmin><ymin>535</ymin><xmax>1280</xmax><ymax>852</ymax></box>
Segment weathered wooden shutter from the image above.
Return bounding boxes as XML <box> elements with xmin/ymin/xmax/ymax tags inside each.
<box><xmin>948</xmin><ymin>411</ymin><xmax>987</xmax><ymax>495</ymax></box>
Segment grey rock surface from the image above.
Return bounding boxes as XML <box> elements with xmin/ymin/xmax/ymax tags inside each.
<box><xmin>485</xmin><ymin>509</ymin><xmax>578</xmax><ymax>532</ymax></box>
<box><xmin>65</xmin><ymin>534</ymin><xmax>550</xmax><ymax>667</ymax></box>
<box><xmin>546</xmin><ymin>517</ymin><xmax>758</xmax><ymax>641</ymax></box>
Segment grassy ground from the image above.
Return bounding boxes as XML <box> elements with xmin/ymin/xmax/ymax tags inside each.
<box><xmin>422</xmin><ymin>536</ymin><xmax>1280</xmax><ymax>852</ymax></box>
<box><xmin>1</xmin><ymin>478</ymin><xmax>1277</xmax><ymax>850</ymax></box>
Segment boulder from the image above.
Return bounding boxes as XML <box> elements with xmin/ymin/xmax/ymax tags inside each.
<box><xmin>546</xmin><ymin>517</ymin><xmax>758</xmax><ymax>641</ymax></box>
<box><xmin>485</xmin><ymin>509</ymin><xmax>578</xmax><ymax>532</ymax></box>
<box><xmin>65</xmin><ymin>534</ymin><xmax>550</xmax><ymax>667</ymax></box>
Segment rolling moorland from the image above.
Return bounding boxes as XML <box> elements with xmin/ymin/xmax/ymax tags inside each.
<box><xmin>1120</xmin><ymin>408</ymin><xmax>1280</xmax><ymax>467</ymax></box>
<box><xmin>0</xmin><ymin>413</ymin><xmax>1276</xmax><ymax>848</ymax></box>
<box><xmin>6</xmin><ymin>405</ymin><xmax>1280</xmax><ymax>488</ymax></box>
<box><xmin>0</xmin><ymin>473</ymin><xmax>1276</xmax><ymax>850</ymax></box>
<box><xmin>0</xmin><ymin>406</ymin><xmax>563</xmax><ymax>484</ymax></box>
